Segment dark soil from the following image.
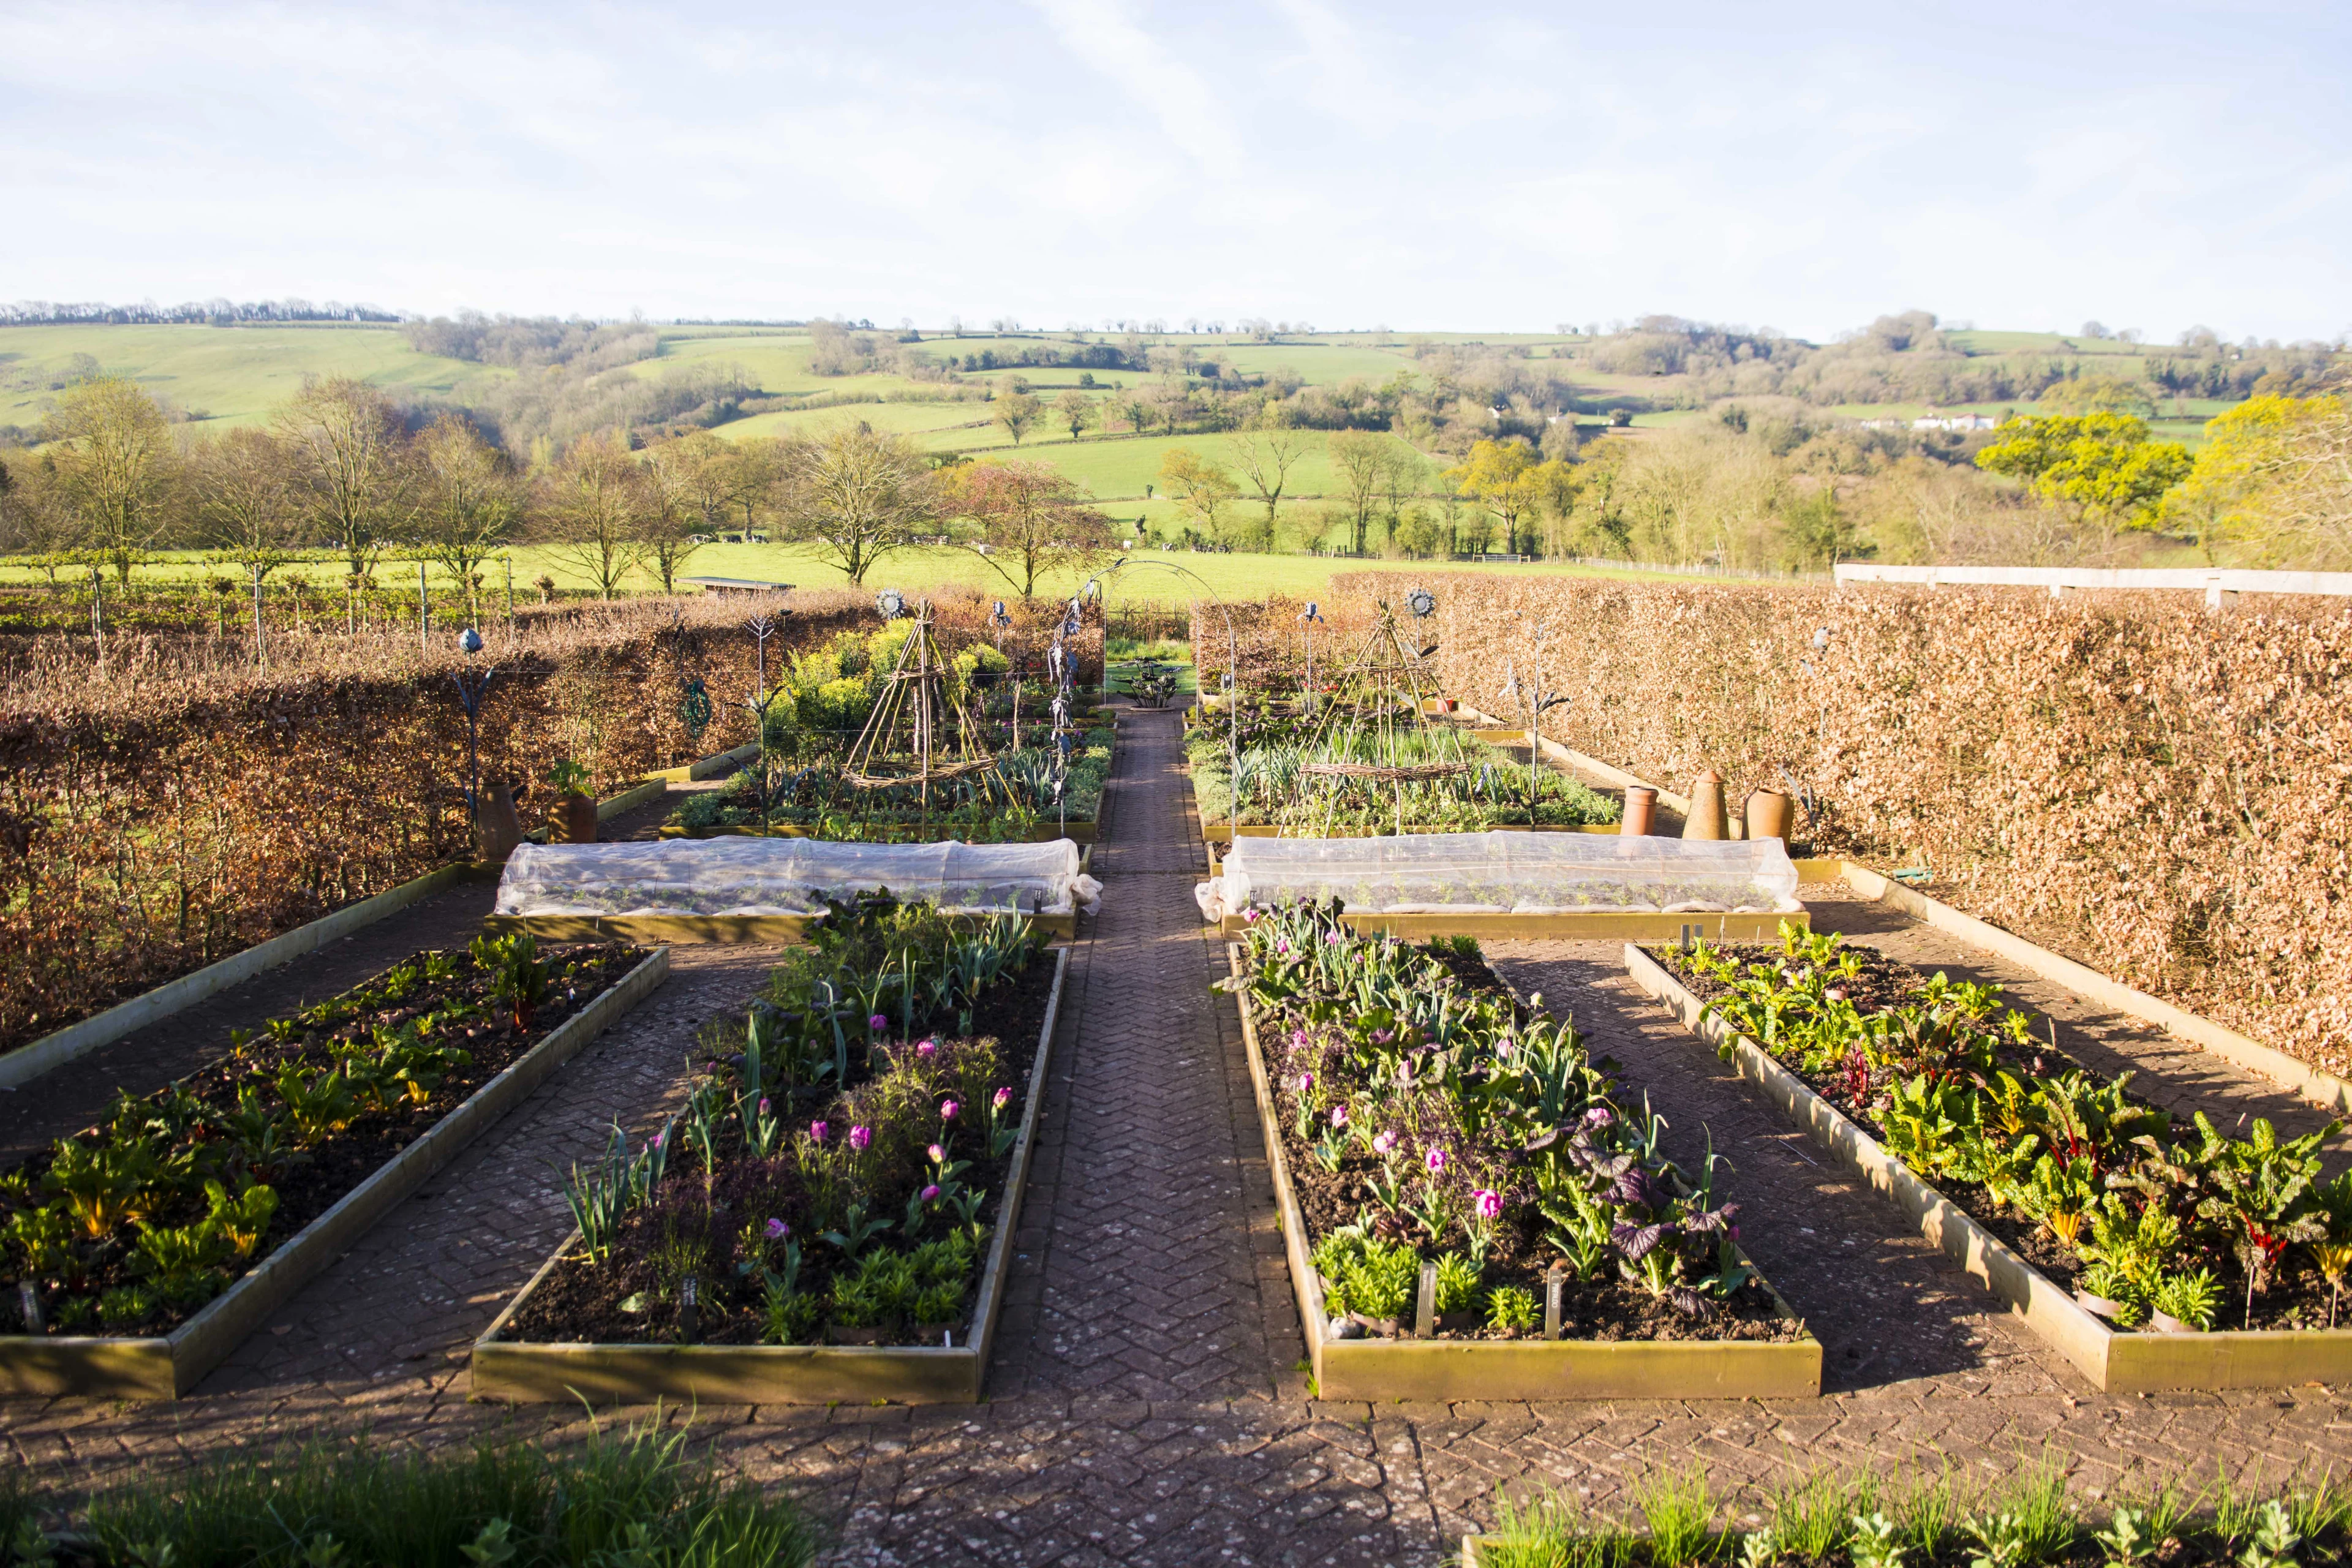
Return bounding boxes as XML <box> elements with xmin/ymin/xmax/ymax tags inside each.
<box><xmin>497</xmin><ymin>951</ymin><xmax>1061</xmax><ymax>1348</ymax></box>
<box><xmin>1259</xmin><ymin>947</ymin><xmax>1800</xmax><ymax>1344</ymax></box>
<box><xmin>4</xmin><ymin>944</ymin><xmax>644</xmax><ymax>1336</ymax></box>
<box><xmin>1645</xmin><ymin>941</ymin><xmax>2348</xmax><ymax>1333</ymax></box>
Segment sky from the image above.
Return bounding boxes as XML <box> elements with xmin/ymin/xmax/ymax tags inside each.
<box><xmin>2</xmin><ymin>0</ymin><xmax>2347</xmax><ymax>344</ymax></box>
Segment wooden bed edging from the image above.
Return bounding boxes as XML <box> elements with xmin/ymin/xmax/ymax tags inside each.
<box><xmin>467</xmin><ymin>946</ymin><xmax>1069</xmax><ymax>1405</ymax></box>
<box><xmin>0</xmin><ymin>862</ymin><xmax>481</xmax><ymax>1095</ymax></box>
<box><xmin>1218</xmin><ymin>909</ymin><xmax>1806</xmax><ymax>943</ymax></box>
<box><xmin>1229</xmin><ymin>944</ymin><xmax>1820</xmax><ymax>1401</ymax></box>
<box><xmin>0</xmin><ymin>947</ymin><xmax>673</xmax><ymax>1400</ymax></box>
<box><xmin>1621</xmin><ymin>942</ymin><xmax>2352</xmax><ymax>1393</ymax></box>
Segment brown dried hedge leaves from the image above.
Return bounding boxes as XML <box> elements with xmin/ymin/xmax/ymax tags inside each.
<box><xmin>1330</xmin><ymin>571</ymin><xmax>2352</xmax><ymax>1073</ymax></box>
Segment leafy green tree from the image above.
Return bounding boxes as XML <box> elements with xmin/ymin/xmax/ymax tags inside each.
<box><xmin>992</xmin><ymin>391</ymin><xmax>1042</xmax><ymax>446</ymax></box>
<box><xmin>1053</xmin><ymin>391</ymin><xmax>1096</xmax><ymax>442</ymax></box>
<box><xmin>1974</xmin><ymin>412</ymin><xmax>2191</xmax><ymax>531</ymax></box>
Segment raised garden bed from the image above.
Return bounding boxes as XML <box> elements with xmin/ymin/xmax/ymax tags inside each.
<box><xmin>1227</xmin><ymin>905</ymin><xmax>1819</xmax><ymax>1401</ymax></box>
<box><xmin>0</xmin><ymin>939</ymin><xmax>668</xmax><ymax>1398</ymax></box>
<box><xmin>1199</xmin><ymin>831</ymin><xmax>1809</xmax><ymax>944</ymax></box>
<box><xmin>472</xmin><ymin>903</ymin><xmax>1068</xmax><ymax>1405</ymax></box>
<box><xmin>1625</xmin><ymin>929</ymin><xmax>2352</xmax><ymax>1392</ymax></box>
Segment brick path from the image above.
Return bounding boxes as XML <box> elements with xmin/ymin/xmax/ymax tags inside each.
<box><xmin>9</xmin><ymin>712</ymin><xmax>2352</xmax><ymax>1566</ymax></box>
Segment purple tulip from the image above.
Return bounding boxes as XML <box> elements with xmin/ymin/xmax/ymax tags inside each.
<box><xmin>1373</xmin><ymin>1131</ymin><xmax>1398</xmax><ymax>1156</ymax></box>
<box><xmin>1297</xmin><ymin>1071</ymin><xmax>1313</xmax><ymax>1094</ymax></box>
<box><xmin>1324</xmin><ymin>931</ymin><xmax>1342</xmax><ymax>945</ymax></box>
<box><xmin>809</xmin><ymin>1121</ymin><xmax>829</xmax><ymax>1143</ymax></box>
<box><xmin>849</xmin><ymin>1125</ymin><xmax>872</xmax><ymax>1151</ymax></box>
<box><xmin>1330</xmin><ymin>1104</ymin><xmax>1349</xmax><ymax>1128</ymax></box>
<box><xmin>765</xmin><ymin>1216</ymin><xmax>790</xmax><ymax>1240</ymax></box>
<box><xmin>922</xmin><ymin>1184</ymin><xmax>941</xmax><ymax>1202</ymax></box>
<box><xmin>940</xmin><ymin>1099</ymin><xmax>960</xmax><ymax>1121</ymax></box>
<box><xmin>869</xmin><ymin>1014</ymin><xmax>889</xmax><ymax>1032</ymax></box>
<box><xmin>1291</xmin><ymin>1028</ymin><xmax>1310</xmax><ymax>1049</ymax></box>
<box><xmin>918</xmin><ymin>1039</ymin><xmax>937</xmax><ymax>1057</ymax></box>
<box><xmin>758</xmin><ymin>1097</ymin><xmax>771</xmax><ymax>1115</ymax></box>
<box><xmin>993</xmin><ymin>1087</ymin><xmax>1012</xmax><ymax>1111</ymax></box>
<box><xmin>1241</xmin><ymin>907</ymin><xmax>1261</xmax><ymax>924</ymax></box>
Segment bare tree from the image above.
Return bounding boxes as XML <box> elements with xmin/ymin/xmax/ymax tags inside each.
<box><xmin>43</xmin><ymin>376</ymin><xmax>178</xmax><ymax>583</ymax></box>
<box><xmin>1325</xmin><ymin>429</ymin><xmax>1390</xmax><ymax>556</ymax></box>
<box><xmin>189</xmin><ymin>427</ymin><xmax>300</xmax><ymax>582</ymax></box>
<box><xmin>538</xmin><ymin>431</ymin><xmax>647</xmax><ymax>599</ymax></box>
<box><xmin>413</xmin><ymin>415</ymin><xmax>519</xmax><ymax>619</ymax></box>
<box><xmin>1226</xmin><ymin>423</ymin><xmax>1308</xmax><ymax>545</ymax></box>
<box><xmin>775</xmin><ymin>423</ymin><xmax>935</xmax><ymax>585</ymax></box>
<box><xmin>945</xmin><ymin>459</ymin><xmax>1114</xmax><ymax>598</ymax></box>
<box><xmin>275</xmin><ymin>376</ymin><xmax>412</xmax><ymax>624</ymax></box>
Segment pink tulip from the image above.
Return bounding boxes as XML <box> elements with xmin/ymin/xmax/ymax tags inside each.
<box><xmin>940</xmin><ymin>1099</ymin><xmax>960</xmax><ymax>1121</ymax></box>
<box><xmin>850</xmin><ymin>1125</ymin><xmax>872</xmax><ymax>1151</ymax></box>
<box><xmin>1425</xmin><ymin>1147</ymin><xmax>1448</xmax><ymax>1174</ymax></box>
<box><xmin>1241</xmin><ymin>907</ymin><xmax>1261</xmax><ymax>924</ymax></box>
<box><xmin>1473</xmin><ymin>1189</ymin><xmax>1502</xmax><ymax>1220</ymax></box>
<box><xmin>918</xmin><ymin>1039</ymin><xmax>938</xmax><ymax>1057</ymax></box>
<box><xmin>757</xmin><ymin>1097</ymin><xmax>771</xmax><ymax>1115</ymax></box>
<box><xmin>809</xmin><ymin>1121</ymin><xmax>829</xmax><ymax>1143</ymax></box>
<box><xmin>1297</xmin><ymin>1071</ymin><xmax>1313</xmax><ymax>1094</ymax></box>
<box><xmin>928</xmin><ymin>1143</ymin><xmax>946</xmax><ymax>1163</ymax></box>
<box><xmin>993</xmin><ymin>1087</ymin><xmax>1013</xmax><ymax>1111</ymax></box>
<box><xmin>1373</xmin><ymin>1131</ymin><xmax>1398</xmax><ymax>1156</ymax></box>
<box><xmin>1330</xmin><ymin>1104</ymin><xmax>1349</xmax><ymax>1128</ymax></box>
<box><xmin>922</xmin><ymin>1184</ymin><xmax>941</xmax><ymax>1202</ymax></box>
<box><xmin>765</xmin><ymin>1216</ymin><xmax>790</xmax><ymax>1239</ymax></box>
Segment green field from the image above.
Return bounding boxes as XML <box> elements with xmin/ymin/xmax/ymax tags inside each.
<box><xmin>0</xmin><ymin>540</ymin><xmax>1693</xmax><ymax>606</ymax></box>
<box><xmin>0</xmin><ymin>323</ymin><xmax>492</xmax><ymax>431</ymax></box>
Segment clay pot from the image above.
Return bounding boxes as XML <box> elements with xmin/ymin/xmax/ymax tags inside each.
<box><xmin>558</xmin><ymin>791</ymin><xmax>598</xmax><ymax>844</ymax></box>
<box><xmin>1681</xmin><ymin>769</ymin><xmax>1729</xmax><ymax>840</ymax></box>
<box><xmin>1621</xmin><ymin>786</ymin><xmax>1657</xmax><ymax>837</ymax></box>
<box><xmin>474</xmin><ymin>783</ymin><xmax>524</xmax><ymax>865</ymax></box>
<box><xmin>1744</xmin><ymin>788</ymin><xmax>1796</xmax><ymax>843</ymax></box>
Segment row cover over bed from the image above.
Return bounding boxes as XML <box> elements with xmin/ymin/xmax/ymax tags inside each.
<box><xmin>1194</xmin><ymin>831</ymin><xmax>1800</xmax><ymax>919</ymax></box>
<box><xmin>497</xmin><ymin>838</ymin><xmax>1102</xmax><ymax>919</ymax></box>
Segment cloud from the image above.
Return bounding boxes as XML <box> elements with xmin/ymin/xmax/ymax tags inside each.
<box><xmin>1023</xmin><ymin>0</ymin><xmax>1244</xmax><ymax>167</ymax></box>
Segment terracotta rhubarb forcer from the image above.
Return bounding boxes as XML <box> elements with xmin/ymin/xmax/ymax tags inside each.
<box><xmin>558</xmin><ymin>792</ymin><xmax>598</xmax><ymax>844</ymax></box>
<box><xmin>1744</xmin><ymin>788</ymin><xmax>1795</xmax><ymax>843</ymax></box>
<box><xmin>475</xmin><ymin>782</ymin><xmax>525</xmax><ymax>863</ymax></box>
<box><xmin>1621</xmin><ymin>786</ymin><xmax>1657</xmax><ymax>837</ymax></box>
<box><xmin>1681</xmin><ymin>769</ymin><xmax>1728</xmax><ymax>840</ymax></box>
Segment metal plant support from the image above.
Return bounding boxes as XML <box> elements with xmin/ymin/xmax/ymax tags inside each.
<box><xmin>742</xmin><ymin>608</ymin><xmax>790</xmax><ymax>824</ymax></box>
<box><xmin>450</xmin><ymin>628</ymin><xmax>497</xmax><ymax>842</ymax></box>
<box><xmin>1070</xmin><ymin>557</ymin><xmax>1243</xmax><ymax>841</ymax></box>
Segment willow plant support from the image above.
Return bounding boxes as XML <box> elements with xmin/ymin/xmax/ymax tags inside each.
<box><xmin>835</xmin><ymin>597</ymin><xmax>1011</xmax><ymax>834</ymax></box>
<box><xmin>1294</xmin><ymin>597</ymin><xmax>1461</xmax><ymax>833</ymax></box>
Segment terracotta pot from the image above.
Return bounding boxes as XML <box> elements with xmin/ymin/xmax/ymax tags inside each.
<box><xmin>558</xmin><ymin>791</ymin><xmax>598</xmax><ymax>844</ymax></box>
<box><xmin>1621</xmin><ymin>786</ymin><xmax>1657</xmax><ymax>837</ymax></box>
<box><xmin>1681</xmin><ymin>769</ymin><xmax>1729</xmax><ymax>840</ymax></box>
<box><xmin>1744</xmin><ymin>788</ymin><xmax>1796</xmax><ymax>843</ymax></box>
<box><xmin>475</xmin><ymin>783</ymin><xmax>524</xmax><ymax>864</ymax></box>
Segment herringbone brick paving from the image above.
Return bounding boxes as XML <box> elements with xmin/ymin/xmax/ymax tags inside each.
<box><xmin>7</xmin><ymin>710</ymin><xmax>2352</xmax><ymax>1566</ymax></box>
